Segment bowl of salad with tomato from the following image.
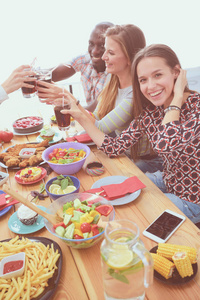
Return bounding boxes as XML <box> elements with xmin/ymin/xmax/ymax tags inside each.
<box><xmin>42</xmin><ymin>142</ymin><xmax>90</xmax><ymax>175</ymax></box>
<box><xmin>44</xmin><ymin>192</ymin><xmax>115</xmax><ymax>249</ymax></box>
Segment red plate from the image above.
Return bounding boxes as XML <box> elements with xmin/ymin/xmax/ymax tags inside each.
<box><xmin>15</xmin><ymin>167</ymin><xmax>47</xmax><ymax>185</ymax></box>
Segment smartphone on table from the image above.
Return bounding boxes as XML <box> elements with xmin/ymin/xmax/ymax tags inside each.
<box><xmin>143</xmin><ymin>209</ymin><xmax>186</xmax><ymax>243</ymax></box>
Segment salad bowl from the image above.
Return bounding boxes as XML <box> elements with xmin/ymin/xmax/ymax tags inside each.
<box><xmin>44</xmin><ymin>193</ymin><xmax>115</xmax><ymax>249</ymax></box>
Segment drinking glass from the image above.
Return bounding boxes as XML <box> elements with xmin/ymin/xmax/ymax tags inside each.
<box><xmin>54</xmin><ymin>104</ymin><xmax>71</xmax><ymax>131</ymax></box>
<box><xmin>36</xmin><ymin>69</ymin><xmax>52</xmax><ymax>102</ymax></box>
<box><xmin>100</xmin><ymin>220</ymin><xmax>154</xmax><ymax>300</ymax></box>
<box><xmin>21</xmin><ymin>68</ymin><xmax>36</xmax><ymax>98</ymax></box>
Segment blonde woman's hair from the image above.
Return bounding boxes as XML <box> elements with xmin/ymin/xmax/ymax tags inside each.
<box><xmin>97</xmin><ymin>24</ymin><xmax>146</xmax><ymax>120</ymax></box>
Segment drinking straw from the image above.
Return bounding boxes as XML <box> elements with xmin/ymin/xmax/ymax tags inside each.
<box><xmin>62</xmin><ymin>86</ymin><xmax>64</xmax><ymax>108</ymax></box>
<box><xmin>30</xmin><ymin>57</ymin><xmax>37</xmax><ymax>70</ymax></box>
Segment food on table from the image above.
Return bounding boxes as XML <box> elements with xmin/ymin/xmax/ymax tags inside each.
<box><xmin>0</xmin><ymin>139</ymin><xmax>48</xmax><ymax>168</ymax></box>
<box><xmin>0</xmin><ymin>129</ymin><xmax>13</xmax><ymax>143</ymax></box>
<box><xmin>40</xmin><ymin>124</ymin><xmax>55</xmax><ymax>141</ymax></box>
<box><xmin>172</xmin><ymin>252</ymin><xmax>193</xmax><ymax>278</ymax></box>
<box><xmin>0</xmin><ymin>236</ymin><xmax>60</xmax><ymax>299</ymax></box>
<box><xmin>17</xmin><ymin>203</ymin><xmax>38</xmax><ymax>225</ymax></box>
<box><xmin>157</xmin><ymin>243</ymin><xmax>197</xmax><ymax>263</ymax></box>
<box><xmin>49</xmin><ymin>175</ymin><xmax>76</xmax><ymax>195</ymax></box>
<box><xmin>151</xmin><ymin>243</ymin><xmax>197</xmax><ymax>279</ymax></box>
<box><xmin>48</xmin><ymin>147</ymin><xmax>86</xmax><ymax>164</ymax></box>
<box><xmin>3</xmin><ymin>258</ymin><xmax>23</xmax><ymax>274</ymax></box>
<box><xmin>12</xmin><ymin>116</ymin><xmax>44</xmax><ymax>134</ymax></box>
<box><xmin>50</xmin><ymin>114</ymin><xmax>57</xmax><ymax>124</ymax></box>
<box><xmin>151</xmin><ymin>253</ymin><xmax>175</xmax><ymax>279</ymax></box>
<box><xmin>19</xmin><ymin>148</ymin><xmax>36</xmax><ymax>158</ymax></box>
<box><xmin>53</xmin><ymin>198</ymin><xmax>113</xmax><ymax>243</ymax></box>
<box><xmin>19</xmin><ymin>167</ymin><xmax>42</xmax><ymax>182</ymax></box>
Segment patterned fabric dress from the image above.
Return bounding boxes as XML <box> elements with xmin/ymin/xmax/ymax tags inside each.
<box><xmin>99</xmin><ymin>93</ymin><xmax>200</xmax><ymax>204</ymax></box>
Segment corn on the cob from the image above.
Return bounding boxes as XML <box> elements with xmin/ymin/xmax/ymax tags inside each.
<box><xmin>151</xmin><ymin>253</ymin><xmax>175</xmax><ymax>279</ymax></box>
<box><xmin>157</xmin><ymin>243</ymin><xmax>197</xmax><ymax>263</ymax></box>
<box><xmin>172</xmin><ymin>252</ymin><xmax>193</xmax><ymax>278</ymax></box>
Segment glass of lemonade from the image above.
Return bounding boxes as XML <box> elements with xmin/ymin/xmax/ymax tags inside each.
<box><xmin>100</xmin><ymin>220</ymin><xmax>153</xmax><ymax>300</ymax></box>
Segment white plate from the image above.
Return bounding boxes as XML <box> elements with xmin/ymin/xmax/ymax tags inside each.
<box><xmin>77</xmin><ymin>130</ymin><xmax>95</xmax><ymax>146</ymax></box>
<box><xmin>13</xmin><ymin>129</ymin><xmax>42</xmax><ymax>136</ymax></box>
<box><xmin>36</xmin><ymin>131</ymin><xmax>64</xmax><ymax>144</ymax></box>
<box><xmin>91</xmin><ymin>175</ymin><xmax>141</xmax><ymax>206</ymax></box>
<box><xmin>0</xmin><ymin>171</ymin><xmax>9</xmax><ymax>186</ymax></box>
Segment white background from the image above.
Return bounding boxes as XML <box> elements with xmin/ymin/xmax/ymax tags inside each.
<box><xmin>0</xmin><ymin>0</ymin><xmax>200</xmax><ymax>84</ymax></box>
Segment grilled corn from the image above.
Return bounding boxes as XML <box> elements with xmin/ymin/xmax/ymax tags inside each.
<box><xmin>172</xmin><ymin>251</ymin><xmax>193</xmax><ymax>278</ymax></box>
<box><xmin>157</xmin><ymin>243</ymin><xmax>197</xmax><ymax>263</ymax></box>
<box><xmin>151</xmin><ymin>253</ymin><xmax>175</xmax><ymax>279</ymax></box>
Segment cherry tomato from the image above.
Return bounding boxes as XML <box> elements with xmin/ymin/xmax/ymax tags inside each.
<box><xmin>53</xmin><ymin>222</ymin><xmax>67</xmax><ymax>229</ymax></box>
<box><xmin>49</xmin><ymin>153</ymin><xmax>55</xmax><ymax>160</ymax></box>
<box><xmin>58</xmin><ymin>150</ymin><xmax>66</xmax><ymax>157</ymax></box>
<box><xmin>74</xmin><ymin>234</ymin><xmax>83</xmax><ymax>239</ymax></box>
<box><xmin>80</xmin><ymin>222</ymin><xmax>91</xmax><ymax>233</ymax></box>
<box><xmin>0</xmin><ymin>130</ymin><xmax>13</xmax><ymax>143</ymax></box>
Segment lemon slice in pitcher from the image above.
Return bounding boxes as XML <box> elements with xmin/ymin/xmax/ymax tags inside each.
<box><xmin>107</xmin><ymin>249</ymin><xmax>133</xmax><ymax>270</ymax></box>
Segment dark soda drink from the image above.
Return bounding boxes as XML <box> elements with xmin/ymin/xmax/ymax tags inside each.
<box><xmin>21</xmin><ymin>77</ymin><xmax>36</xmax><ymax>98</ymax></box>
<box><xmin>36</xmin><ymin>73</ymin><xmax>52</xmax><ymax>100</ymax></box>
<box><xmin>54</xmin><ymin>105</ymin><xmax>71</xmax><ymax>130</ymax></box>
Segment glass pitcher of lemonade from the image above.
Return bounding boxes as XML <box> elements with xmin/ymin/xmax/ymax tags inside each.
<box><xmin>100</xmin><ymin>220</ymin><xmax>153</xmax><ymax>300</ymax></box>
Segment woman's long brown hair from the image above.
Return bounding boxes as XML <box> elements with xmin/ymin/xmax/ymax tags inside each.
<box><xmin>97</xmin><ymin>24</ymin><xmax>146</xmax><ymax>120</ymax></box>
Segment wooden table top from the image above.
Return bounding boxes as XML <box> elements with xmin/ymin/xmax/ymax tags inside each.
<box><xmin>0</xmin><ymin>91</ymin><xmax>200</xmax><ymax>300</ymax></box>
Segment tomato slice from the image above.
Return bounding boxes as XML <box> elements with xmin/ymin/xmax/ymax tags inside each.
<box><xmin>95</xmin><ymin>205</ymin><xmax>113</xmax><ymax>216</ymax></box>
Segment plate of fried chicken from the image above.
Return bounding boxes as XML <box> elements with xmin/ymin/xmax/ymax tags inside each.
<box><xmin>0</xmin><ymin>139</ymin><xmax>49</xmax><ymax>169</ymax></box>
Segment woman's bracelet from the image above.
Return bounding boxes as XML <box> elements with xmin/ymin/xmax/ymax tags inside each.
<box><xmin>164</xmin><ymin>105</ymin><xmax>181</xmax><ymax>114</ymax></box>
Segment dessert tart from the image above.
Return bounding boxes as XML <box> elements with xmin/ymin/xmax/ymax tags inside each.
<box><xmin>19</xmin><ymin>167</ymin><xmax>42</xmax><ymax>182</ymax></box>
<box><xmin>13</xmin><ymin>116</ymin><xmax>44</xmax><ymax>134</ymax></box>
<box><xmin>17</xmin><ymin>204</ymin><xmax>38</xmax><ymax>225</ymax></box>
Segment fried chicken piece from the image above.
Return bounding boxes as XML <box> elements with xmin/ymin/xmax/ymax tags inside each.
<box><xmin>35</xmin><ymin>147</ymin><xmax>46</xmax><ymax>152</ymax></box>
<box><xmin>26</xmin><ymin>140</ymin><xmax>49</xmax><ymax>148</ymax></box>
<box><xmin>3</xmin><ymin>155</ymin><xmax>15</xmax><ymax>162</ymax></box>
<box><xmin>19</xmin><ymin>159</ymin><xmax>30</xmax><ymax>168</ymax></box>
<box><xmin>6</xmin><ymin>158</ymin><xmax>21</xmax><ymax>167</ymax></box>
<box><xmin>28</xmin><ymin>154</ymin><xmax>43</xmax><ymax>166</ymax></box>
<box><xmin>0</xmin><ymin>153</ymin><xmax>11</xmax><ymax>160</ymax></box>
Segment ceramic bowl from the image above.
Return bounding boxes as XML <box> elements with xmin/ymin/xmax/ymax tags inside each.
<box><xmin>0</xmin><ymin>252</ymin><xmax>25</xmax><ymax>279</ymax></box>
<box><xmin>45</xmin><ymin>175</ymin><xmax>80</xmax><ymax>201</ymax></box>
<box><xmin>42</xmin><ymin>142</ymin><xmax>90</xmax><ymax>175</ymax></box>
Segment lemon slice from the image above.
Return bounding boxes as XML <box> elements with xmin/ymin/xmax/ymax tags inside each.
<box><xmin>49</xmin><ymin>184</ymin><xmax>60</xmax><ymax>193</ymax></box>
<box><xmin>55</xmin><ymin>187</ymin><xmax>64</xmax><ymax>195</ymax></box>
<box><xmin>107</xmin><ymin>249</ymin><xmax>133</xmax><ymax>270</ymax></box>
<box><xmin>51</xmin><ymin>187</ymin><xmax>61</xmax><ymax>194</ymax></box>
<box><xmin>62</xmin><ymin>185</ymin><xmax>76</xmax><ymax>194</ymax></box>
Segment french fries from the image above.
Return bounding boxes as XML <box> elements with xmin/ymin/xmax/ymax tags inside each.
<box><xmin>0</xmin><ymin>236</ymin><xmax>60</xmax><ymax>299</ymax></box>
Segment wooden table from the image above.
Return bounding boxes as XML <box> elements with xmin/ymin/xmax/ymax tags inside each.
<box><xmin>0</xmin><ymin>91</ymin><xmax>200</xmax><ymax>300</ymax></box>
